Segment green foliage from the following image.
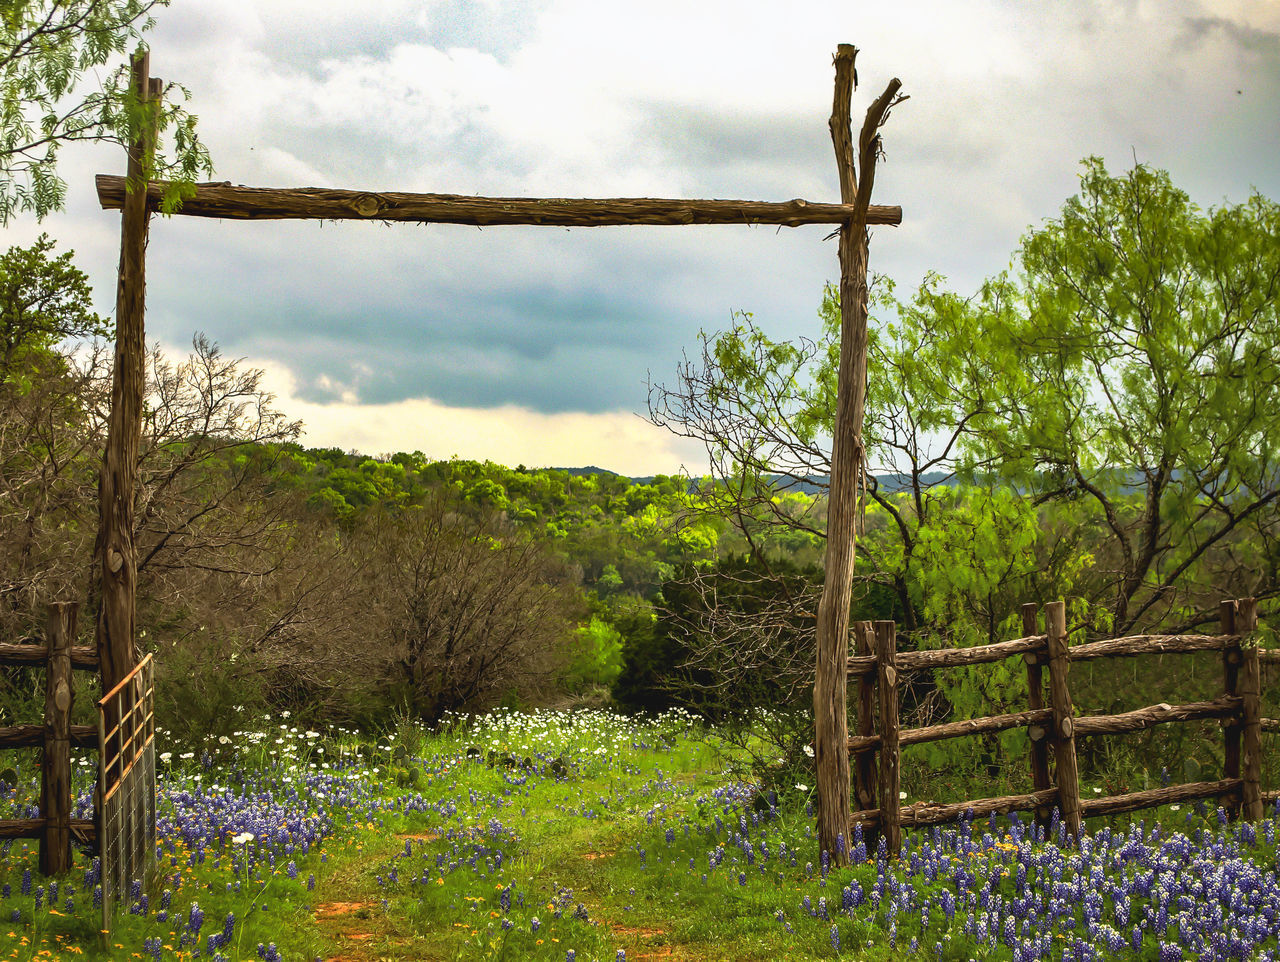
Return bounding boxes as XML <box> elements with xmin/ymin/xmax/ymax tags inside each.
<box><xmin>0</xmin><ymin>233</ymin><xmax>105</xmax><ymax>380</ymax></box>
<box><xmin>563</xmin><ymin>615</ymin><xmax>625</xmax><ymax>692</ymax></box>
<box><xmin>0</xmin><ymin>2</ymin><xmax>213</xmax><ymax>223</ymax></box>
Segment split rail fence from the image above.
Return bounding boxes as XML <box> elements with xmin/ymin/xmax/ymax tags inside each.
<box><xmin>0</xmin><ymin>603</ymin><xmax>98</xmax><ymax>874</ymax></box>
<box><xmin>0</xmin><ymin>602</ymin><xmax>156</xmax><ymax>918</ymax></box>
<box><xmin>844</xmin><ymin>598</ymin><xmax>1276</xmax><ymax>853</ymax></box>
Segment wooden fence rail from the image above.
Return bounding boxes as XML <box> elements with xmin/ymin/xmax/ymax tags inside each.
<box><xmin>843</xmin><ymin>597</ymin><xmax>1274</xmax><ymax>852</ymax></box>
<box><xmin>0</xmin><ymin>603</ymin><xmax>99</xmax><ymax>873</ymax></box>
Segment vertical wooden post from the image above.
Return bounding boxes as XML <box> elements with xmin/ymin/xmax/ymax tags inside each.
<box><xmin>813</xmin><ymin>42</ymin><xmax>903</xmax><ymax>866</ymax></box>
<box><xmin>1044</xmin><ymin>601</ymin><xmax>1082</xmax><ymax>840</ymax></box>
<box><xmin>97</xmin><ymin>52</ymin><xmax>157</xmax><ymax>700</ymax></box>
<box><xmin>1022</xmin><ymin>603</ymin><xmax>1052</xmax><ymax>831</ymax></box>
<box><xmin>1238</xmin><ymin>598</ymin><xmax>1262</xmax><ymax>821</ymax></box>
<box><xmin>40</xmin><ymin>602</ymin><xmax>78</xmax><ymax>876</ymax></box>
<box><xmin>813</xmin><ymin>45</ymin><xmax>862</xmax><ymax>864</ymax></box>
<box><xmin>1221</xmin><ymin>599</ymin><xmax>1242</xmax><ymax>819</ymax></box>
<box><xmin>874</xmin><ymin>620</ymin><xmax>901</xmax><ymax>857</ymax></box>
<box><xmin>853</xmin><ymin>621</ymin><xmax>878</xmax><ymax>845</ymax></box>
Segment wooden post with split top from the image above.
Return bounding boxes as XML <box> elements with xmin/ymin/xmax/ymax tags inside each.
<box><xmin>813</xmin><ymin>43</ymin><xmax>905</xmax><ymax>865</ymax></box>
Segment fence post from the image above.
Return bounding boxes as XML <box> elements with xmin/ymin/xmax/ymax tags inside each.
<box><xmin>853</xmin><ymin>621</ymin><xmax>878</xmax><ymax>842</ymax></box>
<box><xmin>1022</xmin><ymin>603</ymin><xmax>1052</xmax><ymax>831</ymax></box>
<box><xmin>1238</xmin><ymin>598</ymin><xmax>1262</xmax><ymax>821</ymax></box>
<box><xmin>1044</xmin><ymin>601</ymin><xmax>1082</xmax><ymax>841</ymax></box>
<box><xmin>874</xmin><ymin>620</ymin><xmax>901</xmax><ymax>857</ymax></box>
<box><xmin>1222</xmin><ymin>600</ymin><xmax>1242</xmax><ymax>819</ymax></box>
<box><xmin>40</xmin><ymin>602</ymin><xmax>78</xmax><ymax>876</ymax></box>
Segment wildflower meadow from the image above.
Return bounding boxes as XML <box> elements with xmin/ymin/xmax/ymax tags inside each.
<box><xmin>0</xmin><ymin>708</ymin><xmax>1278</xmax><ymax>961</ymax></box>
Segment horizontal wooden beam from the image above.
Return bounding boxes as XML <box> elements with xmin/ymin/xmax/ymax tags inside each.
<box><xmin>1080</xmin><ymin>778</ymin><xmax>1240</xmax><ymax>818</ymax></box>
<box><xmin>0</xmin><ymin>818</ymin><xmax>96</xmax><ymax>841</ymax></box>
<box><xmin>1073</xmin><ymin>696</ymin><xmax>1240</xmax><ymax>737</ymax></box>
<box><xmin>0</xmin><ymin>643</ymin><xmax>98</xmax><ymax>670</ymax></box>
<box><xmin>95</xmin><ymin>175</ymin><xmax>903</xmax><ymax>228</ymax></box>
<box><xmin>847</xmin><ymin>707</ymin><xmax>1054</xmax><ymax>753</ymax></box>
<box><xmin>847</xmin><ymin>634</ymin><xmax>1047</xmax><ymax>676</ymax></box>
<box><xmin>1068</xmin><ymin>633</ymin><xmax>1236</xmax><ymax>662</ymax></box>
<box><xmin>1259</xmin><ymin>649</ymin><xmax>1280</xmax><ymax>663</ymax></box>
<box><xmin>849</xmin><ymin>787</ymin><xmax>1059</xmax><ymax>828</ymax></box>
<box><xmin>1262</xmin><ymin>717</ymin><xmax>1280</xmax><ymax>733</ymax></box>
<box><xmin>0</xmin><ymin>723</ymin><xmax>98</xmax><ymax>749</ymax></box>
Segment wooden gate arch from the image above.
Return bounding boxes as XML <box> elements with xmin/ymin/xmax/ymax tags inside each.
<box><xmin>94</xmin><ymin>44</ymin><xmax>906</xmax><ymax>866</ymax></box>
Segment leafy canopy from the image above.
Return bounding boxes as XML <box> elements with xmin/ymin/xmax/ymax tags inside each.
<box><xmin>0</xmin><ymin>232</ymin><xmax>105</xmax><ymax>381</ymax></box>
<box><xmin>0</xmin><ymin>0</ymin><xmax>212</xmax><ymax>223</ymax></box>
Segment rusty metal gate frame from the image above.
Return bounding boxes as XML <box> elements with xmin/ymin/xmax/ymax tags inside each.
<box><xmin>96</xmin><ymin>653</ymin><xmax>155</xmax><ymax>932</ymax></box>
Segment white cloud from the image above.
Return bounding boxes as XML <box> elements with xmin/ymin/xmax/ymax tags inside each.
<box><xmin>253</xmin><ymin>357</ymin><xmax>705</xmax><ymax>475</ymax></box>
<box><xmin>2</xmin><ymin>0</ymin><xmax>1278</xmax><ymax>472</ymax></box>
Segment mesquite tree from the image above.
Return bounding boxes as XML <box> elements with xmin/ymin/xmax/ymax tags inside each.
<box><xmin>0</xmin><ymin>0</ymin><xmax>210</xmax><ymax>222</ymax></box>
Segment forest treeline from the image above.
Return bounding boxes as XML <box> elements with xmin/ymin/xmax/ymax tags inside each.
<box><xmin>2</xmin><ymin>159</ymin><xmax>1278</xmax><ymax>797</ymax></box>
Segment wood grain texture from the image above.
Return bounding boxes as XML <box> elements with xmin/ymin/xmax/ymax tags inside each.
<box><xmin>97</xmin><ymin>55</ymin><xmax>153</xmax><ymax>706</ymax></box>
<box><xmin>1222</xmin><ymin>601</ymin><xmax>1242</xmax><ymax>818</ymax></box>
<box><xmin>1081</xmin><ymin>779</ymin><xmax>1242</xmax><ymax>817</ymax></box>
<box><xmin>1023</xmin><ymin>604</ymin><xmax>1052</xmax><ymax>829</ymax></box>
<box><xmin>845</xmin><ymin>708</ymin><xmax>1053</xmax><ymax>753</ymax></box>
<box><xmin>852</xmin><ymin>622</ymin><xmax>878</xmax><ymax>826</ymax></box>
<box><xmin>40</xmin><ymin>603</ymin><xmax>76</xmax><ymax>875</ymax></box>
<box><xmin>1045</xmin><ymin>602</ymin><xmax>1082</xmax><ymax>840</ymax></box>
<box><xmin>0</xmin><ymin>643</ymin><xmax>99</xmax><ymax>670</ymax></box>
<box><xmin>1072</xmin><ymin>697</ymin><xmax>1241</xmax><ymax>736</ymax></box>
<box><xmin>1066</xmin><ymin>633</ymin><xmax>1236</xmax><ymax>661</ymax></box>
<box><xmin>96</xmin><ymin>175</ymin><xmax>902</xmax><ymax>228</ymax></box>
<box><xmin>813</xmin><ymin>42</ymin><xmax>862</xmax><ymax>867</ymax></box>
<box><xmin>846</xmin><ymin>634</ymin><xmax>1048</xmax><ymax>676</ymax></box>
<box><xmin>1238</xmin><ymin>599</ymin><xmax>1262</xmax><ymax>821</ymax></box>
<box><xmin>874</xmin><ymin>620</ymin><xmax>901</xmax><ymax>856</ymax></box>
<box><xmin>0</xmin><ymin>818</ymin><xmax>96</xmax><ymax>841</ymax></box>
<box><xmin>0</xmin><ymin>723</ymin><xmax>98</xmax><ymax>749</ymax></box>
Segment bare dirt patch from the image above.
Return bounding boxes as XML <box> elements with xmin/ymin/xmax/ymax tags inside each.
<box><xmin>316</xmin><ymin>901</ymin><xmax>378</xmax><ymax>919</ymax></box>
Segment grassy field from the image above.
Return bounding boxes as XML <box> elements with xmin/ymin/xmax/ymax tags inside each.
<box><xmin>0</xmin><ymin>707</ymin><xmax>1278</xmax><ymax>961</ymax></box>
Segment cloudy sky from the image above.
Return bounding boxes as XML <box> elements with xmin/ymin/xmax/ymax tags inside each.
<box><xmin>3</xmin><ymin>0</ymin><xmax>1278</xmax><ymax>474</ymax></box>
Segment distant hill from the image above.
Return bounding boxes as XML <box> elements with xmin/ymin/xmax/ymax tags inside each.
<box><xmin>551</xmin><ymin>468</ymin><xmax>957</xmax><ymax>495</ymax></box>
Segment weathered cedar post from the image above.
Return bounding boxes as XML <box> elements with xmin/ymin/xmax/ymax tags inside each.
<box><xmin>1221</xmin><ymin>599</ymin><xmax>1242</xmax><ymax>818</ymax></box>
<box><xmin>1044</xmin><ymin>601</ymin><xmax>1082</xmax><ymax>840</ymax></box>
<box><xmin>40</xmin><ymin>602</ymin><xmax>78</xmax><ymax>876</ymax></box>
<box><xmin>853</xmin><ymin>621</ymin><xmax>878</xmax><ymax>837</ymax></box>
<box><xmin>874</xmin><ymin>620</ymin><xmax>901</xmax><ymax>856</ymax></box>
<box><xmin>96</xmin><ymin>52</ymin><xmax>158</xmax><ymax>700</ymax></box>
<box><xmin>1238</xmin><ymin>598</ymin><xmax>1262</xmax><ymax>821</ymax></box>
<box><xmin>813</xmin><ymin>43</ymin><xmax>903</xmax><ymax>865</ymax></box>
<box><xmin>1022</xmin><ymin>603</ymin><xmax>1052</xmax><ymax>830</ymax></box>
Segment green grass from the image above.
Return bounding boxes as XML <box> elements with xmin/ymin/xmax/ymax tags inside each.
<box><xmin>0</xmin><ymin>708</ymin><xmax>1277</xmax><ymax>961</ymax></box>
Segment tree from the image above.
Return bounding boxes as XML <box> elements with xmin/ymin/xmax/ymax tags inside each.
<box><xmin>360</xmin><ymin>497</ymin><xmax>585</xmax><ymax>721</ymax></box>
<box><xmin>653</xmin><ymin>159</ymin><xmax>1280</xmax><ymax>642</ymax></box>
<box><xmin>952</xmin><ymin>159</ymin><xmax>1280</xmax><ymax>634</ymax></box>
<box><xmin>0</xmin><ymin>234</ymin><xmax>107</xmax><ymax>378</ymax></box>
<box><xmin>647</xmin><ymin>159</ymin><xmax>1280</xmax><ymax>797</ymax></box>
<box><xmin>0</xmin><ymin>1</ymin><xmax>211</xmax><ymax>223</ymax></box>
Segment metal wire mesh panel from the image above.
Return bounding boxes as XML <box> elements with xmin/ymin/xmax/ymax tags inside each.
<box><xmin>97</xmin><ymin>654</ymin><xmax>155</xmax><ymax>932</ymax></box>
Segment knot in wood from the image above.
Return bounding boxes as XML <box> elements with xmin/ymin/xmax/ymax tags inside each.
<box><xmin>1059</xmin><ymin>717</ymin><xmax>1074</xmax><ymax>738</ymax></box>
<box><xmin>351</xmin><ymin>193</ymin><xmax>383</xmax><ymax>217</ymax></box>
<box><xmin>106</xmin><ymin>549</ymin><xmax>124</xmax><ymax>574</ymax></box>
<box><xmin>54</xmin><ymin>681</ymin><xmax>71</xmax><ymax>713</ymax></box>
<box><xmin>1028</xmin><ymin>725</ymin><xmax>1047</xmax><ymax>742</ymax></box>
<box><xmin>883</xmin><ymin>665</ymin><xmax>897</xmax><ymax>688</ymax></box>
